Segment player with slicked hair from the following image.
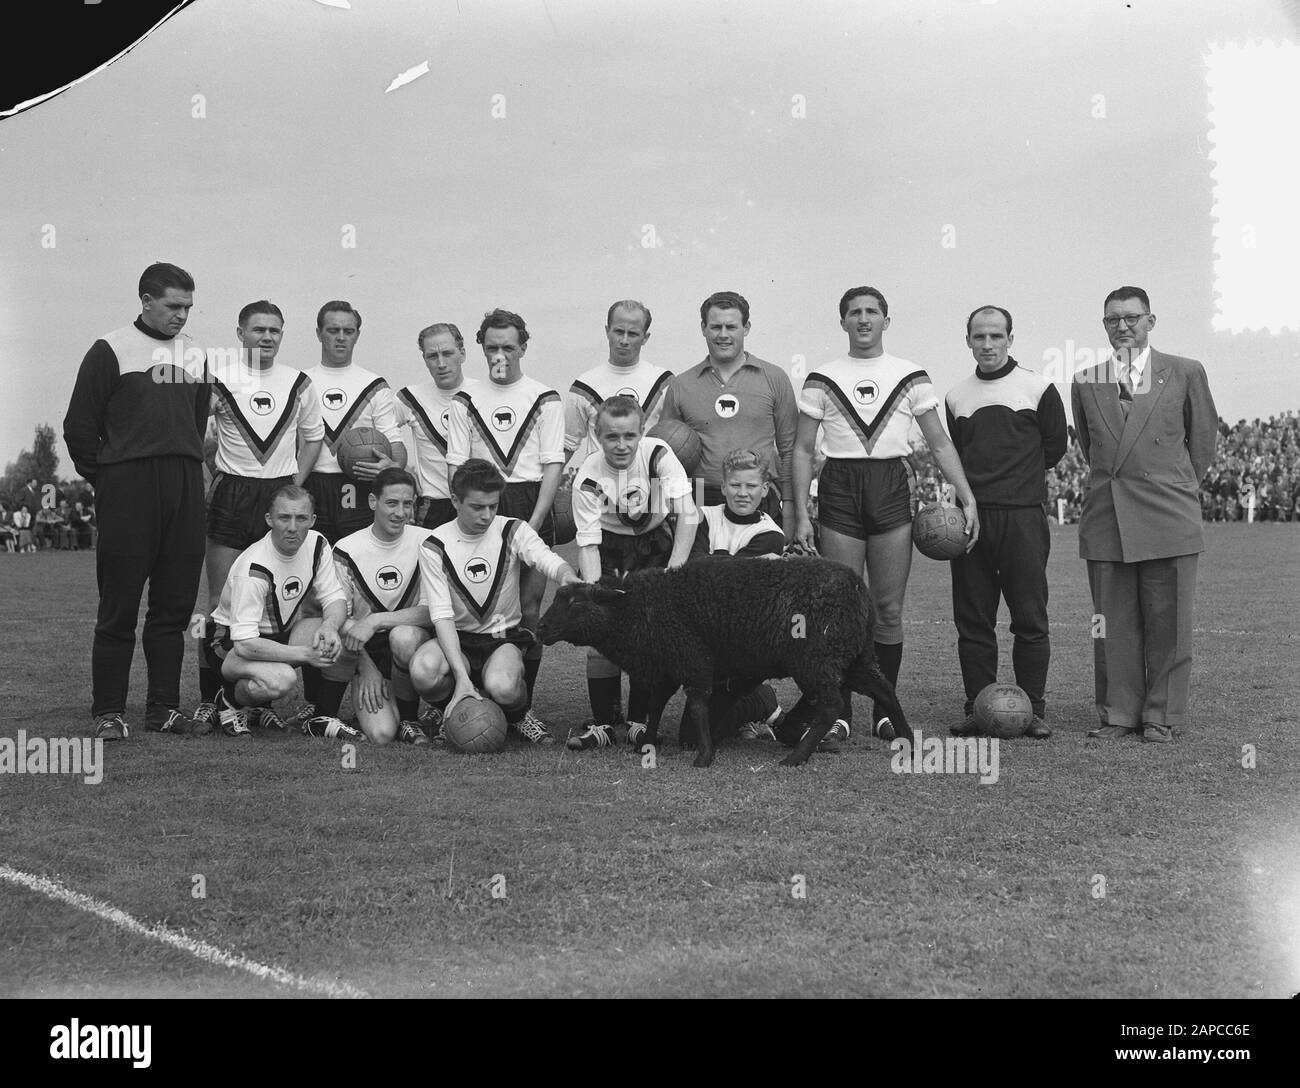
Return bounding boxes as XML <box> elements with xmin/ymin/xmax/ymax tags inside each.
<box><xmin>63</xmin><ymin>261</ymin><xmax>211</xmax><ymax>741</ymax></box>
<box><xmin>303</xmin><ymin>300</ymin><xmax>407</xmax><ymax>544</ymax></box>
<box><xmin>395</xmin><ymin>321</ymin><xmax>481</xmax><ymax>532</ymax></box>
<box><xmin>195</xmin><ymin>299</ymin><xmax>325</xmax><ymax>732</ymax></box>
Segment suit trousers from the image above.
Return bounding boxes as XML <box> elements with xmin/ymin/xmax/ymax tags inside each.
<box><xmin>1086</xmin><ymin>554</ymin><xmax>1198</xmax><ymax>728</ymax></box>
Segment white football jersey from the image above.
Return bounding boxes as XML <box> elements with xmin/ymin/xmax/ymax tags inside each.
<box><xmin>419</xmin><ymin>515</ymin><xmax>568</xmax><ymax>635</ymax></box>
<box><xmin>445</xmin><ymin>375</ymin><xmax>564</xmax><ymax>483</ymax></box>
<box><xmin>799</xmin><ymin>354</ymin><xmax>938</xmax><ymax>460</ymax></box>
<box><xmin>333</xmin><ymin>523</ymin><xmax>435</xmax><ymax>618</ymax></box>
<box><xmin>209</xmin><ymin>359</ymin><xmax>324</xmax><ymax>478</ymax></box>
<box><xmin>564</xmin><ymin>360</ymin><xmax>673</xmax><ymax>471</ymax></box>
<box><xmin>304</xmin><ymin>362</ymin><xmax>403</xmax><ymax>474</ymax></box>
<box><xmin>395</xmin><ymin>378</ymin><xmax>480</xmax><ymax>500</ymax></box>
<box><xmin>213</xmin><ymin>529</ymin><xmax>347</xmax><ymax>640</ymax></box>
<box><xmin>571</xmin><ymin>436</ymin><xmax>691</xmax><ymax>545</ymax></box>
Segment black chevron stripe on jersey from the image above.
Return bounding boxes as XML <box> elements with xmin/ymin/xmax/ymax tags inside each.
<box><xmin>643</xmin><ymin>371</ymin><xmax>672</xmax><ymax>413</ymax></box>
<box><xmin>213</xmin><ymin>372</ymin><xmax>311</xmax><ymax>466</ymax></box>
<box><xmin>323</xmin><ymin>377</ymin><xmax>389</xmax><ymax>451</ymax></box>
<box><xmin>398</xmin><ymin>387</ymin><xmax>449</xmax><ymax>455</ymax></box>
<box><xmin>422</xmin><ymin>520</ymin><xmax>520</xmax><ymax>623</ymax></box>
<box><xmin>456</xmin><ymin>390</ymin><xmax>560</xmax><ymax>475</ymax></box>
<box><xmin>569</xmin><ymin>380</ymin><xmax>603</xmax><ymax>412</ymax></box>
<box><xmin>335</xmin><ymin>546</ymin><xmax>424</xmax><ymax>615</ymax></box>
<box><xmin>805</xmin><ymin>370</ymin><xmax>930</xmax><ymax>456</ymax></box>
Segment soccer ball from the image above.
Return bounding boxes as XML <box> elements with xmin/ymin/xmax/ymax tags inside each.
<box><xmin>551</xmin><ymin>480</ymin><xmax>577</xmax><ymax>545</ymax></box>
<box><xmin>973</xmin><ymin>683</ymin><xmax>1034</xmax><ymax>739</ymax></box>
<box><xmin>443</xmin><ymin>696</ymin><xmax>508</xmax><ymax>754</ymax></box>
<box><xmin>646</xmin><ymin>420</ymin><xmax>703</xmax><ymax>476</ymax></box>
<box><xmin>335</xmin><ymin>427</ymin><xmax>393</xmax><ymax>479</ymax></box>
<box><xmin>912</xmin><ymin>502</ymin><xmax>968</xmax><ymax>560</ymax></box>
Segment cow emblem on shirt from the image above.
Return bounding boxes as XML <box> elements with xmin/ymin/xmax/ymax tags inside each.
<box><xmin>282</xmin><ymin>576</ymin><xmax>304</xmax><ymax>600</ymax></box>
<box><xmin>464</xmin><ymin>556</ymin><xmax>492</xmax><ymax>583</ymax></box>
<box><xmin>854</xmin><ymin>380</ymin><xmax>879</xmax><ymax>406</ymax></box>
<box><xmin>250</xmin><ymin>391</ymin><xmax>276</xmax><ymax>416</ymax></box>
<box><xmin>322</xmin><ymin>388</ymin><xmax>347</xmax><ymax>410</ymax></box>
<box><xmin>491</xmin><ymin>406</ymin><xmax>516</xmax><ymax>431</ymax></box>
<box><xmin>619</xmin><ymin>484</ymin><xmax>650</xmax><ymax>525</ymax></box>
<box><xmin>375</xmin><ymin>566</ymin><xmax>402</xmax><ymax>591</ymax></box>
<box><xmin>440</xmin><ymin>408</ymin><xmax>451</xmax><ymax>432</ymax></box>
<box><xmin>715</xmin><ymin>394</ymin><xmax>739</xmax><ymax>419</ymax></box>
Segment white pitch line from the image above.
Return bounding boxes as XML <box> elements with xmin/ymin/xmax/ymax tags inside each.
<box><xmin>0</xmin><ymin>864</ymin><xmax>368</xmax><ymax>999</ymax></box>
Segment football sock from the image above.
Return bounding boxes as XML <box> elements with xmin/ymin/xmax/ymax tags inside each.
<box><xmin>523</xmin><ymin>649</ymin><xmax>542</xmax><ymax>704</ymax></box>
<box><xmin>396</xmin><ymin>696</ymin><xmax>419</xmax><ymax>722</ymax></box>
<box><xmin>873</xmin><ymin>640</ymin><xmax>903</xmax><ymax>724</ymax></box>
<box><xmin>588</xmin><ymin>675</ymin><xmax>622</xmax><ymax>724</ymax></box>
<box><xmin>314</xmin><ymin>679</ymin><xmax>350</xmax><ymax>719</ymax></box>
<box><xmin>732</xmin><ymin>683</ymin><xmax>779</xmax><ymax>726</ymax></box>
<box><xmin>302</xmin><ymin>665</ymin><xmax>321</xmax><ymax>705</ymax></box>
<box><xmin>198</xmin><ymin>664</ymin><xmax>221</xmax><ymax>702</ymax></box>
<box><xmin>627</xmin><ymin>680</ymin><xmax>652</xmax><ymax>724</ymax></box>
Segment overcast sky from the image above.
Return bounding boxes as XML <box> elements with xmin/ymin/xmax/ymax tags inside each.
<box><xmin>1</xmin><ymin>0</ymin><xmax>1297</xmax><ymax>475</ymax></box>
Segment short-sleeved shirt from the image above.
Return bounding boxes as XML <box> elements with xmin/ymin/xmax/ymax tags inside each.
<box><xmin>395</xmin><ymin>378</ymin><xmax>481</xmax><ymax>500</ymax></box>
<box><xmin>571</xmin><ymin>436</ymin><xmax>692</xmax><ymax>546</ymax></box>
<box><xmin>213</xmin><ymin>529</ymin><xmax>347</xmax><ymax>640</ymax></box>
<box><xmin>658</xmin><ymin>354</ymin><xmax>797</xmax><ymax>498</ymax></box>
<box><xmin>445</xmin><ymin>375</ymin><xmax>564</xmax><ymax>483</ymax></box>
<box><xmin>303</xmin><ymin>362</ymin><xmax>403</xmax><ymax>475</ymax></box>
<box><xmin>799</xmin><ymin>353</ymin><xmax>938</xmax><ymax>460</ymax></box>
<box><xmin>209</xmin><ymin>360</ymin><xmax>324</xmax><ymax>478</ymax></box>
<box><xmin>419</xmin><ymin>515</ymin><xmax>568</xmax><ymax>635</ymax></box>
<box><xmin>564</xmin><ymin>360</ymin><xmax>673</xmax><ymax>470</ymax></box>
<box><xmin>333</xmin><ymin>523</ymin><xmax>435</xmax><ymax>619</ymax></box>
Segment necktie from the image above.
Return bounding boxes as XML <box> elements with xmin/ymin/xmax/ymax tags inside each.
<box><xmin>1118</xmin><ymin>362</ymin><xmax>1133</xmax><ymax>419</ymax></box>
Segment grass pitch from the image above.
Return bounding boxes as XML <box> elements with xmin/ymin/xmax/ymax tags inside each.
<box><xmin>1</xmin><ymin>524</ymin><xmax>1297</xmax><ymax>998</ymax></box>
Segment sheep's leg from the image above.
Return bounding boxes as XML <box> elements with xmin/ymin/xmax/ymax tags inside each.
<box><xmin>638</xmin><ymin>680</ymin><xmax>677</xmax><ymax>753</ymax></box>
<box><xmin>848</xmin><ymin>654</ymin><xmax>913</xmax><ymax>743</ymax></box>
<box><xmin>685</xmin><ymin>683</ymin><xmax>716</xmax><ymax>768</ymax></box>
<box><xmin>780</xmin><ymin>693</ymin><xmax>839</xmax><ymax>767</ymax></box>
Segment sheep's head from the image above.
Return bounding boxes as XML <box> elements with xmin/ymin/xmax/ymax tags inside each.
<box><xmin>537</xmin><ymin>579</ymin><xmax>626</xmax><ymax>647</ymax></box>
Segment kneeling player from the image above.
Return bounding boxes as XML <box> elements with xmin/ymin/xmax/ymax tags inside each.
<box><xmin>205</xmin><ymin>484</ymin><xmax>362</xmax><ymax>740</ymax></box>
<box><xmin>565</xmin><ymin>395</ymin><xmax>696</xmax><ymax>752</ymax></box>
<box><xmin>319</xmin><ymin>467</ymin><xmax>435</xmax><ymax>744</ymax></box>
<box><xmin>409</xmin><ymin>459</ymin><xmax>581</xmax><ymax>746</ymax></box>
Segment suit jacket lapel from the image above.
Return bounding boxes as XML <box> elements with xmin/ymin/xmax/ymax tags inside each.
<box><xmin>1093</xmin><ymin>361</ymin><xmax>1125</xmax><ymax>444</ymax></box>
<box><xmin>1114</xmin><ymin>350</ymin><xmax>1171</xmax><ymax>471</ymax></box>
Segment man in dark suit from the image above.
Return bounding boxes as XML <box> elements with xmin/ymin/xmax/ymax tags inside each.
<box><xmin>1071</xmin><ymin>286</ymin><xmax>1218</xmax><ymax>743</ymax></box>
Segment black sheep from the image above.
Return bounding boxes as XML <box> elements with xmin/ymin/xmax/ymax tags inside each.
<box><xmin>537</xmin><ymin>556</ymin><xmax>911</xmax><ymax>767</ymax></box>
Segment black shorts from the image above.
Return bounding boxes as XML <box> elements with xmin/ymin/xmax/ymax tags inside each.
<box><xmin>207</xmin><ymin>473</ymin><xmax>293</xmax><ymax>550</ymax></box>
<box><xmin>817</xmin><ymin>457</ymin><xmax>915</xmax><ymax>541</ymax></box>
<box><xmin>358</xmin><ymin>630</ymin><xmax>394</xmax><ymax>678</ymax></box>
<box><xmin>456</xmin><ymin>627</ymin><xmax>534</xmax><ymax>686</ymax></box>
<box><xmin>205</xmin><ymin>626</ymin><xmax>291</xmax><ymax>697</ymax></box>
<box><xmin>305</xmin><ymin>471</ymin><xmax>373</xmax><ymax>545</ymax></box>
<box><xmin>597</xmin><ymin>526</ymin><xmax>673</xmax><ymax>578</ymax></box>
<box><xmin>421</xmin><ymin>497</ymin><xmax>457</xmax><ymax>530</ymax></box>
<box><xmin>498</xmin><ymin>480</ymin><xmax>554</xmax><ymax>546</ymax></box>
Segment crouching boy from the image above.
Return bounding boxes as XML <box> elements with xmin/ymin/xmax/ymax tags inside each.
<box><xmin>686</xmin><ymin>447</ymin><xmax>788</xmax><ymax>746</ymax></box>
<box><xmin>204</xmin><ymin>484</ymin><xmax>363</xmax><ymax>740</ymax></box>
<box><xmin>564</xmin><ymin>396</ymin><xmax>697</xmax><ymax>752</ymax></box>
<box><xmin>320</xmin><ymin>467</ymin><xmax>436</xmax><ymax>744</ymax></box>
<box><xmin>409</xmin><ymin>459</ymin><xmax>581</xmax><ymax>745</ymax></box>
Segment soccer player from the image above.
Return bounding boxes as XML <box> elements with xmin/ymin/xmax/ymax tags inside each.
<box><xmin>303</xmin><ymin>301</ymin><xmax>407</xmax><ymax>544</ymax></box>
<box><xmin>658</xmin><ymin>291</ymin><xmax>798</xmax><ymax>531</ymax></box>
<box><xmin>321</xmin><ymin>467</ymin><xmax>436</xmax><ymax>744</ymax></box>
<box><xmin>196</xmin><ymin>301</ymin><xmax>325</xmax><ymax>728</ymax></box>
<box><xmin>791</xmin><ymin>286</ymin><xmax>979</xmax><ymax>745</ymax></box>
<box><xmin>409</xmin><ymin>459</ymin><xmax>581</xmax><ymax>745</ymax></box>
<box><xmin>445</xmin><ymin>309</ymin><xmax>565</xmax><ymax>737</ymax></box>
<box><xmin>563</xmin><ymin>300</ymin><xmax>672</xmax><ymax>475</ymax></box>
<box><xmin>564</xmin><ymin>396</ymin><xmax>697</xmax><ymax>752</ymax></box>
<box><xmin>63</xmin><ymin>262</ymin><xmax>210</xmax><ymax>740</ymax></box>
<box><xmin>205</xmin><ymin>484</ymin><xmax>362</xmax><ymax>741</ymax></box>
<box><xmin>395</xmin><ymin>322</ymin><xmax>480</xmax><ymax>531</ymax></box>
<box><xmin>946</xmin><ymin>306</ymin><xmax>1066</xmax><ymax>739</ymax></box>
<box><xmin>686</xmin><ymin>447</ymin><xmax>789</xmax><ymax>746</ymax></box>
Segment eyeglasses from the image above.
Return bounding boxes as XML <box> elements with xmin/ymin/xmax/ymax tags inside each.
<box><xmin>1103</xmin><ymin>313</ymin><xmax>1150</xmax><ymax>329</ymax></box>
